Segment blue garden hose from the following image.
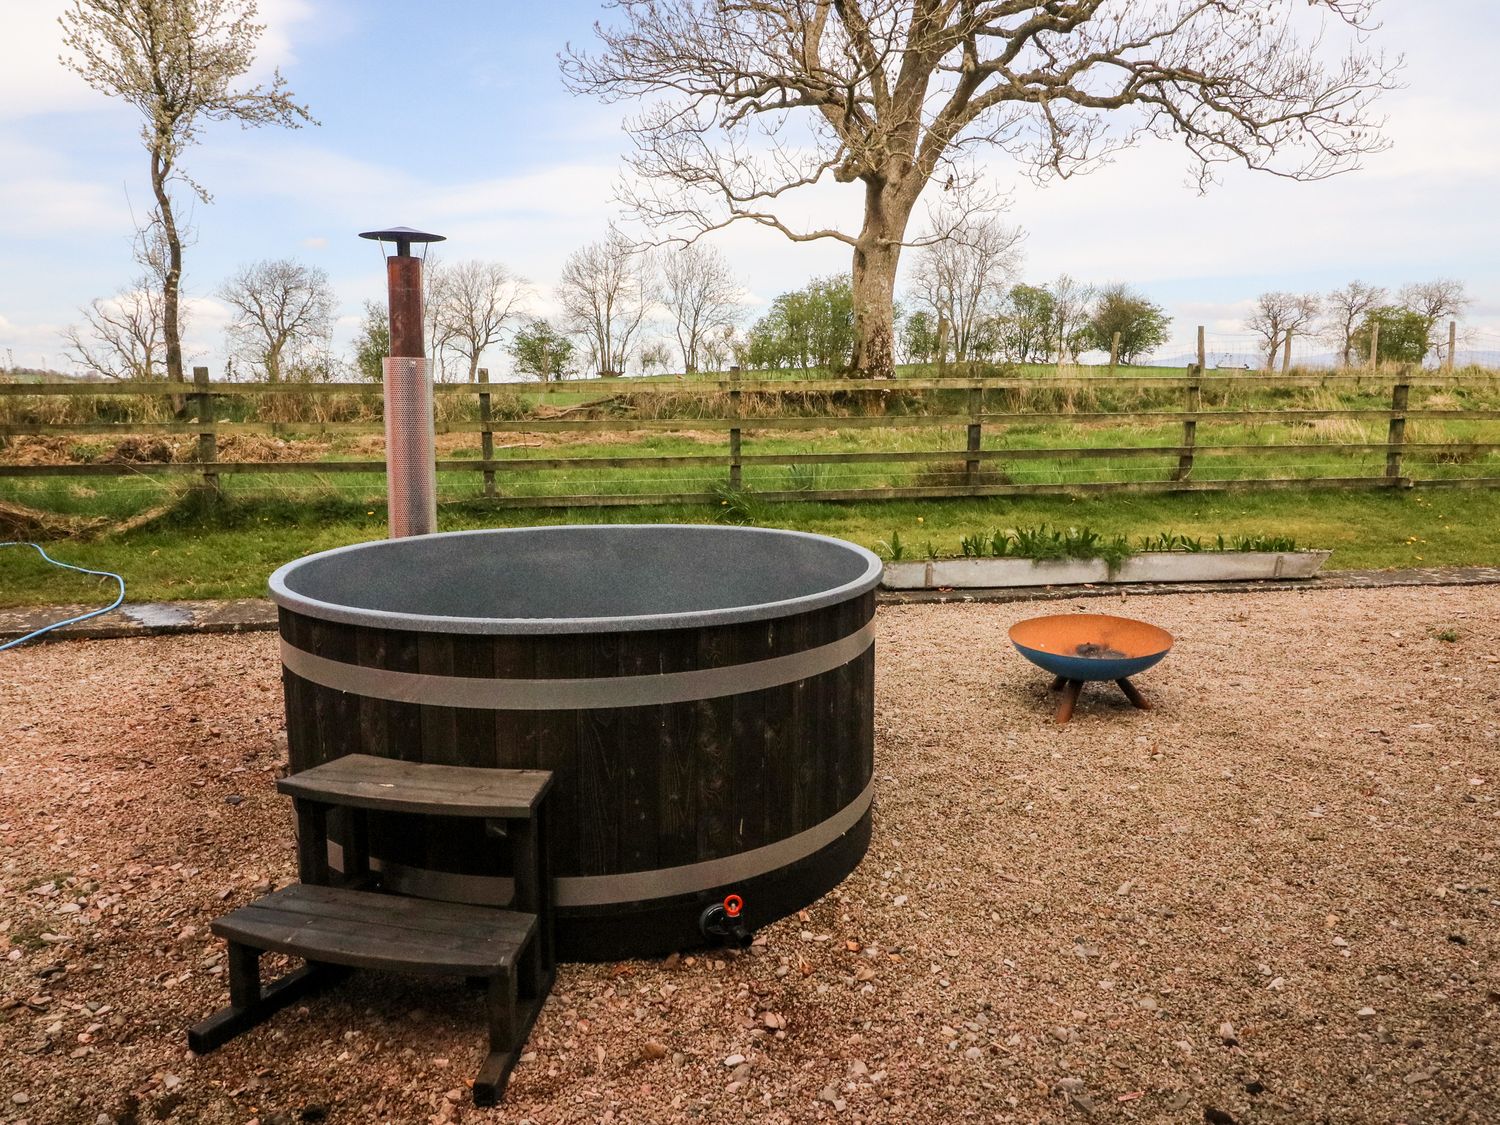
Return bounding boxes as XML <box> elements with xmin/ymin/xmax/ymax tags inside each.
<box><xmin>0</xmin><ymin>542</ymin><xmax>126</xmax><ymax>651</ymax></box>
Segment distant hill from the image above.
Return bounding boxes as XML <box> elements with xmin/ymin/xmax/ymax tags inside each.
<box><xmin>1141</xmin><ymin>348</ymin><xmax>1500</xmax><ymax>371</ymax></box>
<box><xmin>1141</xmin><ymin>350</ymin><xmax>1340</xmax><ymax>370</ymax></box>
<box><xmin>0</xmin><ymin>368</ymin><xmax>102</xmax><ymax>384</ymax></box>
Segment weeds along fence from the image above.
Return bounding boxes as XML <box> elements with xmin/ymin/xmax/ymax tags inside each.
<box><xmin>2</xmin><ymin>364</ymin><xmax>1500</xmax><ymax>509</ymax></box>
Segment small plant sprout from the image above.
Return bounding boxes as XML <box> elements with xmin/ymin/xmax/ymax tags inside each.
<box><xmin>899</xmin><ymin>525</ymin><xmax>1310</xmax><ymax>564</ymax></box>
<box><xmin>1435</xmin><ymin>628</ymin><xmax>1460</xmax><ymax>643</ymax></box>
<box><xmin>876</xmin><ymin>530</ymin><xmax>907</xmax><ymax>561</ymax></box>
<box><xmin>708</xmin><ymin>481</ymin><xmax>759</xmax><ymax>525</ymax></box>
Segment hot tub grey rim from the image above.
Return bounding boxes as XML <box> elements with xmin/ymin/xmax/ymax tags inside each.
<box><xmin>268</xmin><ymin>523</ymin><xmax>883</xmax><ymax>636</ymax></box>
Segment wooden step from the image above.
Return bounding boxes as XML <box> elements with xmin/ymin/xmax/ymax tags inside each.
<box><xmin>211</xmin><ymin>883</ymin><xmax>535</xmax><ymax>976</ymax></box>
<box><xmin>277</xmin><ymin>754</ymin><xmax>552</xmax><ymax>818</ymax></box>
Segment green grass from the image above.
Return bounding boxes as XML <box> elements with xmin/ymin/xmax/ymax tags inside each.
<box><xmin>1</xmin><ymin>486</ymin><xmax>1492</xmax><ymax>607</ymax></box>
<box><xmin>3</xmin><ymin>364</ymin><xmax>1498</xmax><ymax>606</ymax></box>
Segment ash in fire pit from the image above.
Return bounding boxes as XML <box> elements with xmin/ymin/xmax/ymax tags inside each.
<box><xmin>1074</xmin><ymin>642</ymin><xmax>1126</xmax><ymax>659</ymax></box>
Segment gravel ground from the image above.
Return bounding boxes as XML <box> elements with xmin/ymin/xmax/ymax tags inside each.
<box><xmin>1</xmin><ymin>586</ymin><xmax>1497</xmax><ymax>1125</ymax></box>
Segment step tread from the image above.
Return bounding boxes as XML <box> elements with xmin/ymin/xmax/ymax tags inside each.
<box><xmin>212</xmin><ymin>884</ymin><xmax>535</xmax><ymax>975</ymax></box>
<box><xmin>277</xmin><ymin>754</ymin><xmax>552</xmax><ymax>818</ymax></box>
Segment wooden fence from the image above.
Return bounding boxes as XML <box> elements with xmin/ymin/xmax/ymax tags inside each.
<box><xmin>2</xmin><ymin>365</ymin><xmax>1499</xmax><ymax>507</ymax></box>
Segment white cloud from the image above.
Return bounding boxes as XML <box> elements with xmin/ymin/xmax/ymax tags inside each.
<box><xmin>0</xmin><ymin>2</ymin><xmax>101</xmax><ymax>121</ymax></box>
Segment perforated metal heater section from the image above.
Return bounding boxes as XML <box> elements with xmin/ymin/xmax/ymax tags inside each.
<box><xmin>382</xmin><ymin>356</ymin><xmax>436</xmax><ymax>538</ymax></box>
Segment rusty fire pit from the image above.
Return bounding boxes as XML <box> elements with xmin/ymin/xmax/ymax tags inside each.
<box><xmin>1009</xmin><ymin>612</ymin><xmax>1174</xmax><ymax>725</ymax></box>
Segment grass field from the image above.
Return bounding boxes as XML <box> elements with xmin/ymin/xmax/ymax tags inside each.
<box><xmin>3</xmin><ymin>364</ymin><xmax>1498</xmax><ymax>606</ymax></box>
<box><xmin>1</xmin><ymin>486</ymin><xmax>1494</xmax><ymax>608</ymax></box>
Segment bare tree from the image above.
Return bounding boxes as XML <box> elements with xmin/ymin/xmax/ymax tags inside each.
<box><xmin>699</xmin><ymin>324</ymin><xmax>740</xmax><ymax>373</ymax></box>
<box><xmin>638</xmin><ymin>339</ymin><xmax>675</xmax><ymax>375</ymax></box>
<box><xmin>1324</xmin><ymin>280</ymin><xmax>1386</xmax><ymax>367</ymax></box>
<box><xmin>1049</xmin><ymin>274</ymin><xmax>1096</xmax><ymax>364</ymax></box>
<box><xmin>557</xmin><ymin>232</ymin><xmax>657</xmax><ymax>377</ymax></box>
<box><xmin>1246</xmin><ymin>291</ymin><xmax>1321</xmax><ymax>371</ymax></box>
<box><xmin>61</xmin><ymin>0</ymin><xmax>314</xmax><ymax>383</ymax></box>
<box><xmin>908</xmin><ymin>208</ymin><xmax>1025</xmax><ymax>363</ymax></box>
<box><xmin>218</xmin><ymin>258</ymin><xmax>334</xmax><ymax>382</ymax></box>
<box><xmin>62</xmin><ymin>284</ymin><xmax>168</xmax><ymax>380</ymax></box>
<box><xmin>564</xmin><ymin>1</ymin><xmax>1395</xmax><ymax>378</ymax></box>
<box><xmin>61</xmin><ymin>222</ymin><xmax>174</xmax><ymax>380</ymax></box>
<box><xmin>661</xmin><ymin>244</ymin><xmax>740</xmax><ymax>373</ymax></box>
<box><xmin>1399</xmin><ymin>279</ymin><xmax>1469</xmax><ymax>363</ymax></box>
<box><xmin>428</xmin><ymin>260</ymin><xmax>530</xmax><ymax>382</ymax></box>
<box><xmin>421</xmin><ymin>257</ymin><xmax>458</xmax><ymax>380</ymax></box>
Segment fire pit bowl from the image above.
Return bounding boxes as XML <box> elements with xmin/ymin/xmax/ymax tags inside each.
<box><xmin>1008</xmin><ymin>613</ymin><xmax>1174</xmax><ymax>724</ymax></box>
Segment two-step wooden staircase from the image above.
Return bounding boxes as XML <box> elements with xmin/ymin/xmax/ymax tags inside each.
<box><xmin>187</xmin><ymin>755</ymin><xmax>555</xmax><ymax>1106</ymax></box>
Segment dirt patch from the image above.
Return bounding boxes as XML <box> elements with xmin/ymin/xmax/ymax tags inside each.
<box><xmin>0</xmin><ymin>436</ymin><xmax>77</xmax><ymax>466</ymax></box>
<box><xmin>0</xmin><ymin>500</ymin><xmax>105</xmax><ymax>541</ymax></box>
<box><xmin>212</xmin><ymin>434</ymin><xmax>334</xmax><ymax>464</ymax></box>
<box><xmin>1</xmin><ymin>586</ymin><xmax>1497</xmax><ymax>1123</ymax></box>
<box><xmin>102</xmin><ymin>436</ymin><xmax>175</xmax><ymax>464</ymax></box>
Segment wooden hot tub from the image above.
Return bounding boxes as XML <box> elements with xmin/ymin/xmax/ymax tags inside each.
<box><xmin>268</xmin><ymin>524</ymin><xmax>879</xmax><ymax>959</ymax></box>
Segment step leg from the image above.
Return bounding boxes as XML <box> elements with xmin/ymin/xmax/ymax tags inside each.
<box><xmin>474</xmin><ymin>966</ymin><xmax>520</xmax><ymax>1106</ymax></box>
<box><xmin>295</xmin><ymin>800</ymin><xmax>331</xmax><ymax>886</ymax></box>
<box><xmin>187</xmin><ymin>949</ymin><xmax>345</xmax><ymax>1054</ymax></box>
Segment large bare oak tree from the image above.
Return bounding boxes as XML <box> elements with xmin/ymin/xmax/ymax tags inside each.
<box><xmin>61</xmin><ymin>0</ymin><xmax>314</xmax><ymax>383</ymax></box>
<box><xmin>564</xmin><ymin>0</ymin><xmax>1395</xmax><ymax>378</ymax></box>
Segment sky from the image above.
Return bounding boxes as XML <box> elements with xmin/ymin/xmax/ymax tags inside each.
<box><xmin>2</xmin><ymin>0</ymin><xmax>1499</xmax><ymax>375</ymax></box>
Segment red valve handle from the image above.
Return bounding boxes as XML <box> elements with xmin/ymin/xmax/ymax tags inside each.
<box><xmin>723</xmin><ymin>893</ymin><xmax>743</xmax><ymax>917</ymax></box>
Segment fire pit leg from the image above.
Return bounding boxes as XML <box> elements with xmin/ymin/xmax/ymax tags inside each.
<box><xmin>1048</xmin><ymin>675</ymin><xmax>1067</xmax><ymax>692</ymax></box>
<box><xmin>1055</xmin><ymin>679</ymin><xmax>1083</xmax><ymax>725</ymax></box>
<box><xmin>1115</xmin><ymin>677</ymin><xmax>1151</xmax><ymax>711</ymax></box>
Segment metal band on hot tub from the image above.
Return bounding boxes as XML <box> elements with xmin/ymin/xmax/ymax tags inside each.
<box><xmin>345</xmin><ymin>777</ymin><xmax>876</xmax><ymax>907</ymax></box>
<box><xmin>279</xmin><ymin>622</ymin><xmax>874</xmax><ymax>710</ymax></box>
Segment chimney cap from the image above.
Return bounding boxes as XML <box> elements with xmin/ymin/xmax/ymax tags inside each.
<box><xmin>358</xmin><ymin>226</ymin><xmax>446</xmax><ymax>257</ymax></box>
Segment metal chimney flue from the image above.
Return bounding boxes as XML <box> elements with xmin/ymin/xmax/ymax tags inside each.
<box><xmin>359</xmin><ymin>225</ymin><xmax>446</xmax><ymax>538</ymax></box>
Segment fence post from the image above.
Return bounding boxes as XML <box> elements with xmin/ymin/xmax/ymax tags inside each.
<box><xmin>192</xmin><ymin>366</ymin><xmax>218</xmax><ymax>492</ymax></box>
<box><xmin>728</xmin><ymin>364</ymin><xmax>742</xmax><ymax>489</ymax></box>
<box><xmin>965</xmin><ymin>380</ymin><xmax>984</xmax><ymax>488</ymax></box>
<box><xmin>1197</xmin><ymin>325</ymin><xmax>1206</xmax><ymax>371</ymax></box>
<box><xmin>1385</xmin><ymin>371</ymin><xmax>1410</xmax><ymax>483</ymax></box>
<box><xmin>936</xmin><ymin>317</ymin><xmax>949</xmax><ymax>374</ymax></box>
<box><xmin>1446</xmin><ymin>320</ymin><xmax>1457</xmax><ymax>371</ymax></box>
<box><xmin>1281</xmin><ymin>330</ymin><xmax>1294</xmax><ymax>372</ymax></box>
<box><xmin>1109</xmin><ymin>331</ymin><xmax>1121</xmax><ymax>371</ymax></box>
<box><xmin>477</xmin><ymin>366</ymin><xmax>495</xmax><ymax>497</ymax></box>
<box><xmin>1368</xmin><ymin>322</ymin><xmax>1380</xmax><ymax>371</ymax></box>
<box><xmin>1174</xmin><ymin>364</ymin><xmax>1201</xmax><ymax>482</ymax></box>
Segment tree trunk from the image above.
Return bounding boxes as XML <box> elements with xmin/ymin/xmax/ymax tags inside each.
<box><xmin>850</xmin><ymin>182</ymin><xmax>909</xmax><ymax>379</ymax></box>
<box><xmin>851</xmin><ymin>238</ymin><xmax>901</xmax><ymax>379</ymax></box>
<box><xmin>151</xmin><ymin>156</ymin><xmax>184</xmax><ymax>385</ymax></box>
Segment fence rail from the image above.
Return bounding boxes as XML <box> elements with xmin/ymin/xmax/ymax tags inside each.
<box><xmin>3</xmin><ymin>365</ymin><xmax>1499</xmax><ymax>506</ymax></box>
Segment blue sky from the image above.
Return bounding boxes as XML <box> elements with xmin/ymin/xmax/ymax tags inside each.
<box><xmin>3</xmin><ymin>0</ymin><xmax>1499</xmax><ymax>373</ymax></box>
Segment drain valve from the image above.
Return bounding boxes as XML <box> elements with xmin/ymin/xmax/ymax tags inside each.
<box><xmin>699</xmin><ymin>894</ymin><xmax>753</xmax><ymax>948</ymax></box>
